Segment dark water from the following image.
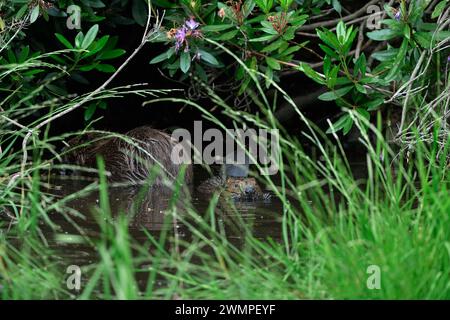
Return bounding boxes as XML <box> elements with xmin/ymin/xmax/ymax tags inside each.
<box><xmin>1</xmin><ymin>147</ymin><xmax>367</xmax><ymax>294</ymax></box>
<box><xmin>43</xmin><ymin>175</ymin><xmax>285</xmax><ymax>277</ymax></box>
<box><xmin>41</xmin><ymin>145</ymin><xmax>368</xmax><ymax>270</ymax></box>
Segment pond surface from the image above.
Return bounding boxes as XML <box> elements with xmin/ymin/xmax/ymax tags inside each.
<box><xmin>40</xmin><ymin>171</ymin><xmax>286</xmax><ymax>288</ymax></box>
<box><xmin>48</xmin><ymin>149</ymin><xmax>367</xmax><ymax>260</ymax></box>
<box><xmin>1</xmin><ymin>148</ymin><xmax>367</xmax><ymax>294</ymax></box>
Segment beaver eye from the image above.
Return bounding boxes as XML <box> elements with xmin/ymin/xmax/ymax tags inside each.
<box><xmin>234</xmin><ymin>184</ymin><xmax>239</xmax><ymax>188</ymax></box>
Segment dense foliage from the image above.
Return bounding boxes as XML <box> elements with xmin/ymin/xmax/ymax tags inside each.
<box><xmin>1</xmin><ymin>0</ymin><xmax>449</xmax><ymax>130</ymax></box>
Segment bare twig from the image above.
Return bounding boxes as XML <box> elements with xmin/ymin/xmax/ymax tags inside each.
<box><xmin>355</xmin><ymin>21</ymin><xmax>365</xmax><ymax>58</ymax></box>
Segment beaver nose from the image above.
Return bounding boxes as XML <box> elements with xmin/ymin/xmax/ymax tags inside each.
<box><xmin>244</xmin><ymin>185</ymin><xmax>255</xmax><ymax>194</ymax></box>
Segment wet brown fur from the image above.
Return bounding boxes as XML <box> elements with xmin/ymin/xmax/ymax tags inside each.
<box><xmin>197</xmin><ymin>176</ymin><xmax>263</xmax><ymax>199</ymax></box>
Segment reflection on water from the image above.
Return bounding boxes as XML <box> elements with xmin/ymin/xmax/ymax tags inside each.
<box><xmin>0</xmin><ymin>150</ymin><xmax>367</xmax><ymax>294</ymax></box>
<box><xmin>44</xmin><ymin>176</ymin><xmax>283</xmax><ymax>270</ymax></box>
<box><xmin>42</xmin><ymin>146</ymin><xmax>368</xmax><ymax>271</ymax></box>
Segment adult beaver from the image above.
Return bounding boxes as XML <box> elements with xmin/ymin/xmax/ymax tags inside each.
<box><xmin>62</xmin><ymin>126</ymin><xmax>193</xmax><ymax>186</ymax></box>
<box><xmin>63</xmin><ymin>127</ymin><xmax>270</xmax><ymax>201</ymax></box>
<box><xmin>197</xmin><ymin>162</ymin><xmax>271</xmax><ymax>201</ymax></box>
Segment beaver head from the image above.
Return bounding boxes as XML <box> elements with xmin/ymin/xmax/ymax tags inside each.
<box><xmin>224</xmin><ymin>177</ymin><xmax>261</xmax><ymax>199</ymax></box>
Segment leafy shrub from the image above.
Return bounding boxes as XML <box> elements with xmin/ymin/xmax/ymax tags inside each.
<box><xmin>149</xmin><ymin>0</ymin><xmax>450</xmax><ymax>134</ymax></box>
<box><xmin>1</xmin><ymin>1</ymin><xmax>449</xmax><ymax>132</ymax></box>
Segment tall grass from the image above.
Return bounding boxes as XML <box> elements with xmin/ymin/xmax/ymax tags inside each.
<box><xmin>140</xmin><ymin>82</ymin><xmax>450</xmax><ymax>299</ymax></box>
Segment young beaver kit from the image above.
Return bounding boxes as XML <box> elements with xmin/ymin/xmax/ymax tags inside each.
<box><xmin>63</xmin><ymin>126</ymin><xmax>193</xmax><ymax>185</ymax></box>
<box><xmin>197</xmin><ymin>175</ymin><xmax>270</xmax><ymax>201</ymax></box>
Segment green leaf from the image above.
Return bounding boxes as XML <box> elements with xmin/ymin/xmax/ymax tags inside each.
<box><xmin>262</xmin><ymin>38</ymin><xmax>285</xmax><ymax>53</ymax></box>
<box><xmin>326</xmin><ymin>114</ymin><xmax>352</xmax><ymax>134</ymax></box>
<box><xmin>242</xmin><ymin>0</ymin><xmax>255</xmax><ymax>18</ymax></box>
<box><xmin>195</xmin><ymin>64</ymin><xmax>208</xmax><ymax>82</ymax></box>
<box><xmin>84</xmin><ymin>104</ymin><xmax>97</xmax><ymax>121</ymax></box>
<box><xmin>265</xmin><ymin>66</ymin><xmax>273</xmax><ymax>88</ymax></box>
<box><xmin>7</xmin><ymin>50</ymin><xmax>16</xmax><ymax>63</ymax></box>
<box><xmin>46</xmin><ymin>84</ymin><xmax>67</xmax><ymax>96</ymax></box>
<box><xmin>98</xmin><ymin>101</ymin><xmax>107</xmax><ymax>109</ymax></box>
<box><xmin>82</xmin><ymin>25</ymin><xmax>99</xmax><ymax>49</ymax></box>
<box><xmin>354</xmin><ymin>53</ymin><xmax>367</xmax><ymax>76</ymax></box>
<box><xmin>342</xmin><ymin>28</ymin><xmax>358</xmax><ymax>55</ymax></box>
<box><xmin>332</xmin><ymin>0</ymin><xmax>342</xmax><ymax>14</ymax></box>
<box><xmin>30</xmin><ymin>6</ymin><xmax>40</xmax><ymax>24</ymax></box>
<box><xmin>319</xmin><ymin>86</ymin><xmax>353</xmax><ymax>101</ymax></box>
<box><xmin>152</xmin><ymin>0</ymin><xmax>177</xmax><ymax>8</ymax></box>
<box><xmin>414</xmin><ymin>32</ymin><xmax>432</xmax><ymax>48</ymax></box>
<box><xmin>432</xmin><ymin>1</ymin><xmax>448</xmax><ymax>19</ymax></box>
<box><xmin>18</xmin><ymin>46</ymin><xmax>30</xmax><ymax>63</ymax></box>
<box><xmin>81</xmin><ymin>0</ymin><xmax>105</xmax><ymax>8</ymax></box>
<box><xmin>180</xmin><ymin>51</ymin><xmax>191</xmax><ymax>73</ymax></box>
<box><xmin>279</xmin><ymin>44</ymin><xmax>302</xmax><ymax>58</ymax></box>
<box><xmin>75</xmin><ymin>32</ymin><xmax>84</xmax><ymax>49</ymax></box>
<box><xmin>356</xmin><ymin>108</ymin><xmax>370</xmax><ymax>121</ymax></box>
<box><xmin>342</xmin><ymin>115</ymin><xmax>354</xmax><ymax>135</ymax></box>
<box><xmin>317</xmin><ymin>29</ymin><xmax>340</xmax><ymax>50</ymax></box>
<box><xmin>238</xmin><ymin>57</ymin><xmax>257</xmax><ymax>95</ymax></box>
<box><xmin>366</xmin><ymin>29</ymin><xmax>399</xmax><ymax>41</ymax></box>
<box><xmin>95</xmin><ymin>64</ymin><xmax>116</xmax><ymax>73</ymax></box>
<box><xmin>202</xmin><ymin>24</ymin><xmax>234</xmax><ymax>32</ymax></box>
<box><xmin>265</xmin><ymin>57</ymin><xmax>281</xmax><ymax>70</ymax></box>
<box><xmin>97</xmin><ymin>49</ymin><xmax>126</xmax><ymax>60</ymax></box>
<box><xmin>254</xmin><ymin>0</ymin><xmax>273</xmax><ymax>14</ymax></box>
<box><xmin>55</xmin><ymin>33</ymin><xmax>74</xmax><ymax>49</ymax></box>
<box><xmin>384</xmin><ymin>38</ymin><xmax>408</xmax><ymax>81</ymax></box>
<box><xmin>298</xmin><ymin>62</ymin><xmax>325</xmax><ymax>85</ymax></box>
<box><xmin>249</xmin><ymin>34</ymin><xmax>277</xmax><ymax>42</ymax></box>
<box><xmin>71</xmin><ymin>73</ymin><xmax>90</xmax><ymax>85</ymax></box>
<box><xmin>149</xmin><ymin>47</ymin><xmax>176</xmax><ymax>64</ymax></box>
<box><xmin>336</xmin><ymin>21</ymin><xmax>346</xmax><ymax>44</ymax></box>
<box><xmin>16</xmin><ymin>4</ymin><xmax>28</xmax><ymax>19</ymax></box>
<box><xmin>319</xmin><ymin>44</ymin><xmax>339</xmax><ymax>59</ymax></box>
<box><xmin>82</xmin><ymin>35</ymin><xmax>110</xmax><ymax>58</ymax></box>
<box><xmin>371</xmin><ymin>48</ymin><xmax>399</xmax><ymax>62</ymax></box>
<box><xmin>363</xmin><ymin>98</ymin><xmax>384</xmax><ymax>111</ymax></box>
<box><xmin>335</xmin><ymin>76</ymin><xmax>352</xmax><ymax>86</ymax></box>
<box><xmin>328</xmin><ymin>65</ymin><xmax>340</xmax><ymax>87</ymax></box>
<box><xmin>24</xmin><ymin>69</ymin><xmax>45</xmax><ymax>77</ymax></box>
<box><xmin>132</xmin><ymin>0</ymin><xmax>148</xmax><ymax>26</ymax></box>
<box><xmin>78</xmin><ymin>64</ymin><xmax>97</xmax><ymax>72</ymax></box>
<box><xmin>199</xmin><ymin>50</ymin><xmax>219</xmax><ymax>66</ymax></box>
<box><xmin>403</xmin><ymin>24</ymin><xmax>411</xmax><ymax>40</ymax></box>
<box><xmin>215</xmin><ymin>30</ymin><xmax>239</xmax><ymax>41</ymax></box>
<box><xmin>323</xmin><ymin>55</ymin><xmax>331</xmax><ymax>75</ymax></box>
<box><xmin>355</xmin><ymin>83</ymin><xmax>367</xmax><ymax>94</ymax></box>
<box><xmin>261</xmin><ymin>20</ymin><xmax>277</xmax><ymax>29</ymax></box>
